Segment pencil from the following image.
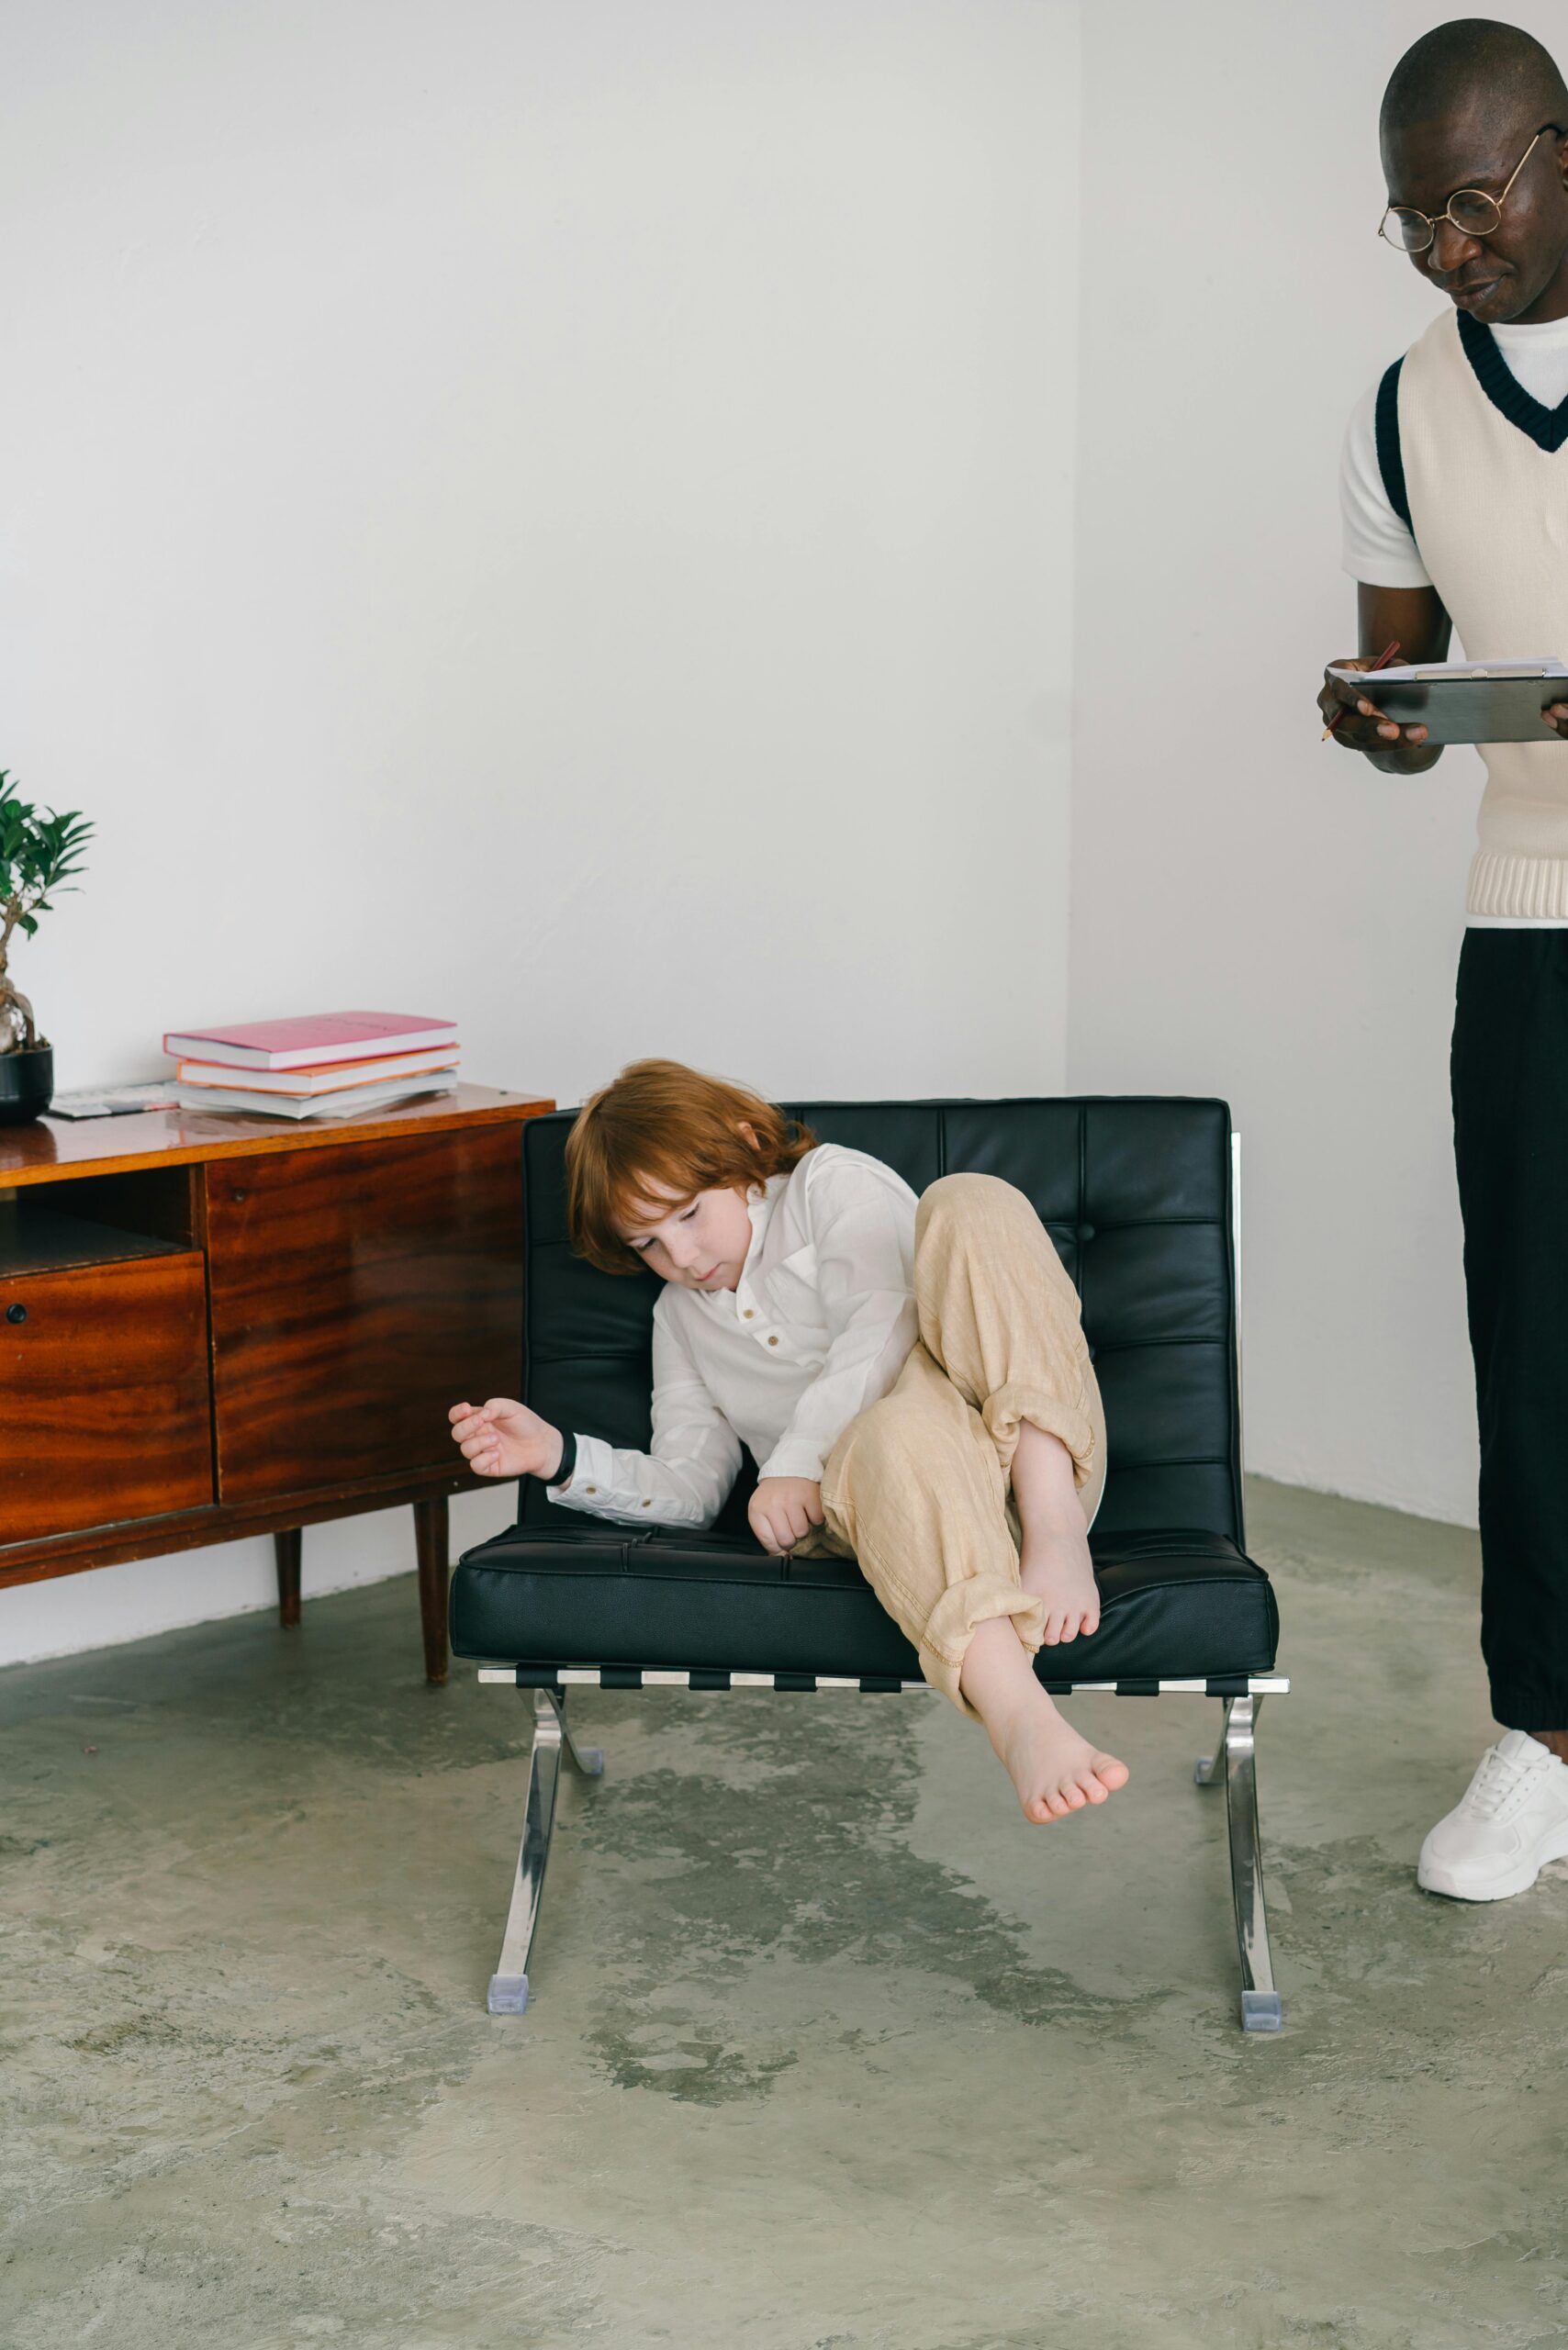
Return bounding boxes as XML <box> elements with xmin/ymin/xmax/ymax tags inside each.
<box><xmin>1323</xmin><ymin>639</ymin><xmax>1403</xmax><ymax>740</ymax></box>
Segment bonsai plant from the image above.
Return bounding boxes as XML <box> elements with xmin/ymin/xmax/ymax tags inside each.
<box><xmin>0</xmin><ymin>768</ymin><xmax>93</xmax><ymax>1123</ymax></box>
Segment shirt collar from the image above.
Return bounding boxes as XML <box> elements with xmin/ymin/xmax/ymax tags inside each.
<box><xmin>688</xmin><ymin>1174</ymin><xmax>785</xmax><ymax>1311</ymax></box>
<box><xmin>734</xmin><ymin>1176</ymin><xmax>785</xmax><ymax>1294</ymax></box>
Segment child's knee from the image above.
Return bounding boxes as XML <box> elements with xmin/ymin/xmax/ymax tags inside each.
<box><xmin>915</xmin><ymin>1170</ymin><xmax>1025</xmax><ymax>1253</ymax></box>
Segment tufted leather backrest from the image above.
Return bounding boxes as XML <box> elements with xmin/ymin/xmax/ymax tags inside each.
<box><xmin>517</xmin><ymin>1098</ymin><xmax>1243</xmax><ymax>1546</ymax></box>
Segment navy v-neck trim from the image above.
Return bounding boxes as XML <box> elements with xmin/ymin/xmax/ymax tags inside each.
<box><xmin>1457</xmin><ymin>308</ymin><xmax>1568</xmax><ymax>452</ymax></box>
<box><xmin>1375</xmin><ymin>357</ymin><xmax>1411</xmax><ymax>528</ymax></box>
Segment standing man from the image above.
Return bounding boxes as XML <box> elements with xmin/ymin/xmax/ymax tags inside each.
<box><xmin>1322</xmin><ymin>18</ymin><xmax>1568</xmax><ymax>1899</ymax></box>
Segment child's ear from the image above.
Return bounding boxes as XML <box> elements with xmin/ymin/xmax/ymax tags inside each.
<box><xmin>737</xmin><ymin>1120</ymin><xmax>759</xmax><ymax>1152</ymax></box>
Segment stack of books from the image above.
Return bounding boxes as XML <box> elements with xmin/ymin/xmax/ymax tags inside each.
<box><xmin>163</xmin><ymin>1013</ymin><xmax>461</xmax><ymax>1119</ymax></box>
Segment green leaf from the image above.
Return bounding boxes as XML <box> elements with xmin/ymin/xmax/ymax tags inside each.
<box><xmin>0</xmin><ymin>771</ymin><xmax>92</xmax><ymax>924</ymax></box>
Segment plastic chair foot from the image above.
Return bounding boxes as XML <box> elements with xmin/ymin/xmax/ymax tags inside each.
<box><xmin>487</xmin><ymin>1973</ymin><xmax>530</xmax><ymax>2015</ymax></box>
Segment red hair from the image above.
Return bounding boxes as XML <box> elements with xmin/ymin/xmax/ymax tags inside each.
<box><xmin>565</xmin><ymin>1058</ymin><xmax>816</xmax><ymax>1274</ymax></box>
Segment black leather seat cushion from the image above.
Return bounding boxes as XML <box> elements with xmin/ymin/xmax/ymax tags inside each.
<box><xmin>450</xmin><ymin>1521</ymin><xmax>1279</xmax><ymax>1688</ymax></box>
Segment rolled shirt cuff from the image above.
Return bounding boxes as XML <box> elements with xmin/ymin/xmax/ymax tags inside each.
<box><xmin>546</xmin><ymin>1430</ymin><xmax>616</xmax><ymax>1508</ymax></box>
<box><xmin>756</xmin><ymin>1437</ymin><xmax>829</xmax><ymax>1486</ymax></box>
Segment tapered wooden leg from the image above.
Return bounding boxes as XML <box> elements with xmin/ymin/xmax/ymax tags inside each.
<box><xmin>415</xmin><ymin>1495</ymin><xmax>450</xmax><ymax>1684</ymax></box>
<box><xmin>274</xmin><ymin>1528</ymin><xmax>302</xmax><ymax>1627</ymax></box>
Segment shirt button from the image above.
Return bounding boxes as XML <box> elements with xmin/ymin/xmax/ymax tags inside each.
<box><xmin>641</xmin><ymin>1498</ymin><xmax>652</xmax><ymax>1508</ymax></box>
<box><xmin>767</xmin><ymin>1335</ymin><xmax>778</xmax><ymax>1346</ymax></box>
<box><xmin>743</xmin><ymin>1309</ymin><xmax>755</xmax><ymax>1319</ymax></box>
<box><xmin>585</xmin><ymin>1484</ymin><xmax>598</xmax><ymax>1494</ymax></box>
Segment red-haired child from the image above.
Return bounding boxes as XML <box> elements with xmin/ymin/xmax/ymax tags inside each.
<box><xmin>451</xmin><ymin>1059</ymin><xmax>1125</xmax><ymax>1823</ymax></box>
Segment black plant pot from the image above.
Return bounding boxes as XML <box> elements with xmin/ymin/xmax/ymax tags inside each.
<box><xmin>0</xmin><ymin>1046</ymin><xmax>54</xmax><ymax>1125</ymax></box>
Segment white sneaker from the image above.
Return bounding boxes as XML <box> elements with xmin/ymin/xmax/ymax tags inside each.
<box><xmin>1417</xmin><ymin>1730</ymin><xmax>1568</xmax><ymax>1901</ymax></box>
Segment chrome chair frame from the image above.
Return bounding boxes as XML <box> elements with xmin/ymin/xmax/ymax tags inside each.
<box><xmin>1194</xmin><ymin>1692</ymin><xmax>1282</xmax><ymax>2030</ymax></box>
<box><xmin>485</xmin><ymin>1687</ymin><xmax>604</xmax><ymax>2015</ymax></box>
<box><xmin>479</xmin><ymin>1667</ymin><xmax>1288</xmax><ymax>2031</ymax></box>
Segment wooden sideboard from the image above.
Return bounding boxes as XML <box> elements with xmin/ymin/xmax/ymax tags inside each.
<box><xmin>0</xmin><ymin>1084</ymin><xmax>553</xmax><ymax>1681</ymax></box>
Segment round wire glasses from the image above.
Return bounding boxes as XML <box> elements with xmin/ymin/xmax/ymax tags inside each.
<box><xmin>1379</xmin><ymin>123</ymin><xmax>1561</xmax><ymax>253</ymax></box>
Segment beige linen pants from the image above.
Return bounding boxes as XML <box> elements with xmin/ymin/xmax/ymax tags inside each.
<box><xmin>814</xmin><ymin>1172</ymin><xmax>1106</xmax><ymax>1718</ymax></box>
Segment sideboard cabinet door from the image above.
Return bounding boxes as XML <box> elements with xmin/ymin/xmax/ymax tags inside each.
<box><xmin>206</xmin><ymin>1128</ymin><xmax>522</xmax><ymax>1504</ymax></box>
<box><xmin>0</xmin><ymin>1253</ymin><xmax>214</xmax><ymax>1544</ymax></box>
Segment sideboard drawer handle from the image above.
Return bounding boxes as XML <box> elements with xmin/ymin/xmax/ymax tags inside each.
<box><xmin>6</xmin><ymin>1303</ymin><xmax>27</xmax><ymax>1325</ymax></box>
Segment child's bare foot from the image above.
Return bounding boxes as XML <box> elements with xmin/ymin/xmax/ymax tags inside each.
<box><xmin>1011</xmin><ymin>1420</ymin><xmax>1099</xmax><ymax>1643</ymax></box>
<box><xmin>959</xmin><ymin>1617</ymin><xmax>1127</xmax><ymax>1824</ymax></box>
<box><xmin>988</xmin><ymin>1681</ymin><xmax>1128</xmax><ymax>1823</ymax></box>
<box><xmin>1019</xmin><ymin>1522</ymin><xmax>1100</xmax><ymax>1645</ymax></box>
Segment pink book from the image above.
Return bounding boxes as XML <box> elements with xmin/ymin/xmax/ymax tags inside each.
<box><xmin>162</xmin><ymin>1012</ymin><xmax>458</xmax><ymax>1071</ymax></box>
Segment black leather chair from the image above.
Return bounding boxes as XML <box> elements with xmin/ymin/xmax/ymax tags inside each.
<box><xmin>451</xmin><ymin>1098</ymin><xmax>1288</xmax><ymax>2031</ymax></box>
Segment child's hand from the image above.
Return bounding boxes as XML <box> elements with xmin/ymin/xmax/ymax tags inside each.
<box><xmin>749</xmin><ymin>1477</ymin><xmax>824</xmax><ymax>1555</ymax></box>
<box><xmin>449</xmin><ymin>1398</ymin><xmax>565</xmax><ymax>1482</ymax></box>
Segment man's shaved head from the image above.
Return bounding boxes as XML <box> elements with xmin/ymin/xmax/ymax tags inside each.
<box><xmin>1377</xmin><ymin>20</ymin><xmax>1568</xmax><ymax>326</ymax></box>
<box><xmin>1382</xmin><ymin>18</ymin><xmax>1568</xmax><ymax>143</ymax></box>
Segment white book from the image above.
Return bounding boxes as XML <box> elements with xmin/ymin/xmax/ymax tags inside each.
<box><xmin>171</xmin><ymin>1073</ymin><xmax>459</xmax><ymax>1121</ymax></box>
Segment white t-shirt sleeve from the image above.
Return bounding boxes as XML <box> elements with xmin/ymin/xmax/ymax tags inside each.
<box><xmin>758</xmin><ymin>1152</ymin><xmax>918</xmax><ymax>1487</ymax></box>
<box><xmin>1339</xmin><ymin>375</ymin><xmax>1432</xmax><ymax>590</ymax></box>
<box><xmin>547</xmin><ymin>1297</ymin><xmax>743</xmax><ymax>1529</ymax></box>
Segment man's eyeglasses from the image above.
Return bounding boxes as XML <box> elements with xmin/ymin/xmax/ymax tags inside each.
<box><xmin>1379</xmin><ymin>123</ymin><xmax>1562</xmax><ymax>253</ymax></box>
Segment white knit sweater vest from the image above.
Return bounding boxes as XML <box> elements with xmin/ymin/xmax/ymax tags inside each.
<box><xmin>1395</xmin><ymin>308</ymin><xmax>1568</xmax><ymax>917</ymax></box>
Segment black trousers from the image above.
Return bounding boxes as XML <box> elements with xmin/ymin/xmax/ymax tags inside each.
<box><xmin>1452</xmin><ymin>930</ymin><xmax>1568</xmax><ymax>1729</ymax></box>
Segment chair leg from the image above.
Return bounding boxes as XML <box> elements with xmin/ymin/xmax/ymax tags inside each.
<box><xmin>1198</xmin><ymin>1695</ymin><xmax>1282</xmax><ymax>2033</ymax></box>
<box><xmin>487</xmin><ymin>1690</ymin><xmax>601</xmax><ymax>2015</ymax></box>
<box><xmin>558</xmin><ymin>1703</ymin><xmax>605</xmax><ymax>1779</ymax></box>
<box><xmin>1194</xmin><ymin>1693</ymin><xmax>1248</xmax><ymax>1786</ymax></box>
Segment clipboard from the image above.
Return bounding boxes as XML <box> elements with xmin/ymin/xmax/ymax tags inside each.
<box><xmin>1327</xmin><ymin>656</ymin><xmax>1568</xmax><ymax>745</ymax></box>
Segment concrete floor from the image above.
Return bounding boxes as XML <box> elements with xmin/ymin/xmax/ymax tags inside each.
<box><xmin>2</xmin><ymin>1480</ymin><xmax>1565</xmax><ymax>2350</ymax></box>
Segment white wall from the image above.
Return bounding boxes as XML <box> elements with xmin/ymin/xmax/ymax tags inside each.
<box><xmin>0</xmin><ymin>0</ymin><xmax>1081</xmax><ymax>1662</ymax></box>
<box><xmin>1069</xmin><ymin>0</ymin><xmax>1567</xmax><ymax>1527</ymax></box>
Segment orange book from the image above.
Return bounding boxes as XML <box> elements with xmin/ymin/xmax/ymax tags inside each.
<box><xmin>176</xmin><ymin>1046</ymin><xmax>461</xmax><ymax>1096</ymax></box>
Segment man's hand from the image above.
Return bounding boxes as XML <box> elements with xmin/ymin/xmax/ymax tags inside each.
<box><xmin>1319</xmin><ymin>585</ymin><xmax>1451</xmax><ymax>773</ymax></box>
<box><xmin>1319</xmin><ymin>655</ymin><xmax>1439</xmax><ymax>769</ymax></box>
<box><xmin>449</xmin><ymin>1398</ymin><xmax>564</xmax><ymax>1482</ymax></box>
<box><xmin>1545</xmin><ymin>699</ymin><xmax>1568</xmax><ymax>741</ymax></box>
<box><xmin>749</xmin><ymin>1477</ymin><xmax>824</xmax><ymax>1555</ymax></box>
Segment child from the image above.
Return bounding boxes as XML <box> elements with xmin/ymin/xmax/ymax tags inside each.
<box><xmin>450</xmin><ymin>1059</ymin><xmax>1126</xmax><ymax>1823</ymax></box>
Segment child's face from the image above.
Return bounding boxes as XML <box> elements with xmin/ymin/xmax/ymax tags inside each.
<box><xmin>618</xmin><ymin>1180</ymin><xmax>756</xmax><ymax>1292</ymax></box>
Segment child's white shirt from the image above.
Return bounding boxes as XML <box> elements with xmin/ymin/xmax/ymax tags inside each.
<box><xmin>547</xmin><ymin>1143</ymin><xmax>918</xmax><ymax>1528</ymax></box>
